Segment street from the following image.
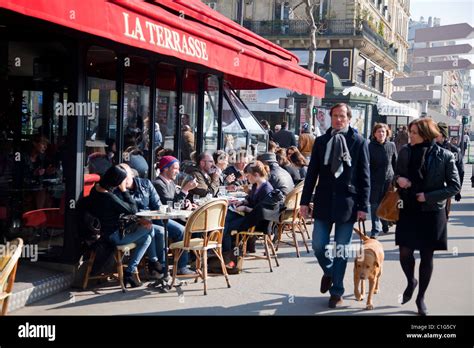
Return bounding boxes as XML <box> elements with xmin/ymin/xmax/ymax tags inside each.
<box><xmin>12</xmin><ymin>166</ymin><xmax>473</xmax><ymax>316</ymax></box>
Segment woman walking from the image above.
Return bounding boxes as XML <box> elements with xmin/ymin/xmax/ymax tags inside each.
<box><xmin>368</xmin><ymin>123</ymin><xmax>397</xmax><ymax>238</ymax></box>
<box><xmin>395</xmin><ymin>118</ymin><xmax>460</xmax><ymax>315</ymax></box>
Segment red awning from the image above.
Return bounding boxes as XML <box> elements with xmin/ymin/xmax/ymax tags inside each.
<box><xmin>0</xmin><ymin>0</ymin><xmax>326</xmax><ymax>97</ymax></box>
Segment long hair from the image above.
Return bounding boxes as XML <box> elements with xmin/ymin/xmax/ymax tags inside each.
<box><xmin>409</xmin><ymin>118</ymin><xmax>440</xmax><ymax>142</ymax></box>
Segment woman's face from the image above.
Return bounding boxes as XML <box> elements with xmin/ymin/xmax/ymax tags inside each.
<box><xmin>34</xmin><ymin>141</ymin><xmax>47</xmax><ymax>154</ymax></box>
<box><xmin>246</xmin><ymin>172</ymin><xmax>258</xmax><ymax>184</ymax></box>
<box><xmin>217</xmin><ymin>156</ymin><xmax>228</xmax><ymax>170</ymax></box>
<box><xmin>409</xmin><ymin>125</ymin><xmax>424</xmax><ymax>145</ymax></box>
<box><xmin>374</xmin><ymin>127</ymin><xmax>387</xmax><ymax>143</ymax></box>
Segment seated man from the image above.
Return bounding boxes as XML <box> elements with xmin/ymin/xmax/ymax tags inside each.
<box><xmin>153</xmin><ymin>156</ymin><xmax>198</xmax><ymax>205</ymax></box>
<box><xmin>186</xmin><ymin>152</ymin><xmax>220</xmax><ymax>199</ymax></box>
<box><xmin>119</xmin><ymin>163</ymin><xmax>194</xmax><ymax>276</ymax></box>
<box><xmin>223</xmin><ymin>149</ymin><xmax>249</xmax><ymax>187</ymax></box>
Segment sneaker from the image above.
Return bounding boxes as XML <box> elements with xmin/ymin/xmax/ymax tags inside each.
<box><xmin>328</xmin><ymin>295</ymin><xmax>343</xmax><ymax>309</ymax></box>
<box><xmin>177</xmin><ymin>267</ymin><xmax>197</xmax><ymax>276</ymax></box>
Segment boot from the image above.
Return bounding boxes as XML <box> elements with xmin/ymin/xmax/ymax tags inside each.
<box><xmin>124</xmin><ymin>270</ymin><xmax>142</xmax><ymax>288</ymax></box>
<box><xmin>148</xmin><ymin>260</ymin><xmax>164</xmax><ymax>280</ymax></box>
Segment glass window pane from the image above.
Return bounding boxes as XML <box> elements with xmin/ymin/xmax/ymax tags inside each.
<box><xmin>225</xmin><ymin>88</ymin><xmax>266</xmax><ymax>135</ymax></box>
<box><xmin>222</xmin><ymin>96</ymin><xmax>247</xmax><ymax>152</ymax></box>
<box><xmin>123</xmin><ymin>56</ymin><xmax>150</xmax><ymax>178</ymax></box>
<box><xmin>156</xmin><ymin>64</ymin><xmax>177</xmax><ymax>156</ymax></box>
<box><xmin>180</xmin><ymin>69</ymin><xmax>198</xmax><ymax>161</ymax></box>
<box><xmin>203</xmin><ymin>75</ymin><xmax>220</xmax><ymax>153</ymax></box>
<box><xmin>86</xmin><ymin>46</ymin><xmax>117</xmax><ymax>175</ymax></box>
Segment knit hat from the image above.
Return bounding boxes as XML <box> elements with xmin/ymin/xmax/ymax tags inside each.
<box><xmin>437</xmin><ymin>122</ymin><xmax>449</xmax><ymax>139</ymax></box>
<box><xmin>158</xmin><ymin>156</ymin><xmax>179</xmax><ymax>171</ymax></box>
<box><xmin>100</xmin><ymin>165</ymin><xmax>127</xmax><ymax>189</ymax></box>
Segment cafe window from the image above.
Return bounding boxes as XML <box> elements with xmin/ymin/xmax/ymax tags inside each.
<box><xmin>85</xmin><ymin>46</ymin><xmax>117</xmax><ymax>176</ymax></box>
<box><xmin>225</xmin><ymin>87</ymin><xmax>267</xmax><ymax>155</ymax></box>
<box><xmin>203</xmin><ymin>75</ymin><xmax>220</xmax><ymax>153</ymax></box>
<box><xmin>180</xmin><ymin>69</ymin><xmax>198</xmax><ymax>161</ymax></box>
<box><xmin>123</xmin><ymin>55</ymin><xmax>150</xmax><ymax>178</ymax></box>
<box><xmin>222</xmin><ymin>92</ymin><xmax>247</xmax><ymax>153</ymax></box>
<box><xmin>2</xmin><ymin>40</ymin><xmax>71</xmax><ymax>259</ymax></box>
<box><xmin>156</xmin><ymin>64</ymin><xmax>177</xmax><ymax>156</ymax></box>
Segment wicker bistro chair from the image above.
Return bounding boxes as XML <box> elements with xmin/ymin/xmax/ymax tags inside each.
<box><xmin>234</xmin><ymin>225</ymin><xmax>279</xmax><ymax>272</ymax></box>
<box><xmin>0</xmin><ymin>238</ymin><xmax>23</xmax><ymax>315</ymax></box>
<box><xmin>82</xmin><ymin>242</ymin><xmax>138</xmax><ymax>293</ymax></box>
<box><xmin>169</xmin><ymin>199</ymin><xmax>231</xmax><ymax>295</ymax></box>
<box><xmin>275</xmin><ymin>185</ymin><xmax>310</xmax><ymax>258</ymax></box>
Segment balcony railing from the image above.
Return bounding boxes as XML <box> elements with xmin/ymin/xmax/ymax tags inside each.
<box><xmin>242</xmin><ymin>19</ymin><xmax>397</xmax><ymax>61</ymax></box>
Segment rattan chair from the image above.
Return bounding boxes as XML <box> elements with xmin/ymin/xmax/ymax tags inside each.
<box><xmin>169</xmin><ymin>199</ymin><xmax>231</xmax><ymax>295</ymax></box>
<box><xmin>235</xmin><ymin>225</ymin><xmax>279</xmax><ymax>272</ymax></box>
<box><xmin>275</xmin><ymin>185</ymin><xmax>310</xmax><ymax>257</ymax></box>
<box><xmin>0</xmin><ymin>238</ymin><xmax>23</xmax><ymax>315</ymax></box>
<box><xmin>295</xmin><ymin>179</ymin><xmax>312</xmax><ymax>239</ymax></box>
<box><xmin>82</xmin><ymin>242</ymin><xmax>138</xmax><ymax>293</ymax></box>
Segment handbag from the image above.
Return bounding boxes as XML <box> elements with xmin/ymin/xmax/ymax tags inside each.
<box><xmin>376</xmin><ymin>184</ymin><xmax>400</xmax><ymax>222</ymax></box>
<box><xmin>118</xmin><ymin>214</ymin><xmax>141</xmax><ymax>240</ymax></box>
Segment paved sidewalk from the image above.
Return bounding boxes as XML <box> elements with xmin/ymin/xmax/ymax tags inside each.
<box><xmin>13</xmin><ymin>167</ymin><xmax>474</xmax><ymax>316</ymax></box>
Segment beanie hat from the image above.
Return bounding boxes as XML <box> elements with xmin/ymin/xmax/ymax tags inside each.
<box><xmin>437</xmin><ymin>122</ymin><xmax>449</xmax><ymax>139</ymax></box>
<box><xmin>100</xmin><ymin>165</ymin><xmax>127</xmax><ymax>189</ymax></box>
<box><xmin>158</xmin><ymin>156</ymin><xmax>179</xmax><ymax>171</ymax></box>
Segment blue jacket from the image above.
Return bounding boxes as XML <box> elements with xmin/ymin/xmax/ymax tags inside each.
<box><xmin>301</xmin><ymin>127</ymin><xmax>370</xmax><ymax>223</ymax></box>
<box><xmin>125</xmin><ymin>177</ymin><xmax>161</xmax><ymax>211</ymax></box>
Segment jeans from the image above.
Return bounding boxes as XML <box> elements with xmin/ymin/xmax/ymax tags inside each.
<box><xmin>155</xmin><ymin>219</ymin><xmax>189</xmax><ymax>269</ymax></box>
<box><xmin>370</xmin><ymin>202</ymin><xmax>388</xmax><ymax>237</ymax></box>
<box><xmin>312</xmin><ymin>219</ymin><xmax>354</xmax><ymax>297</ymax></box>
<box><xmin>109</xmin><ymin>224</ymin><xmax>154</xmax><ymax>273</ymax></box>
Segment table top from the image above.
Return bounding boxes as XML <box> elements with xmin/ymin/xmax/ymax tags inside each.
<box><xmin>136</xmin><ymin>209</ymin><xmax>193</xmax><ymax>220</ymax></box>
<box><xmin>225</xmin><ymin>191</ymin><xmax>247</xmax><ymax>198</ymax></box>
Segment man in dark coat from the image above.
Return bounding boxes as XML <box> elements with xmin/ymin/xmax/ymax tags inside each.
<box><xmin>300</xmin><ymin>103</ymin><xmax>370</xmax><ymax>309</ymax></box>
<box><xmin>272</xmin><ymin>121</ymin><xmax>297</xmax><ymax>148</ymax></box>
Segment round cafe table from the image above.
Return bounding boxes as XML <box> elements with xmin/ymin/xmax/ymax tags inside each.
<box><xmin>135</xmin><ymin>209</ymin><xmax>193</xmax><ymax>291</ymax></box>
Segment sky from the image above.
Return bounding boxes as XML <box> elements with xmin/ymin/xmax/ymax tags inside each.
<box><xmin>410</xmin><ymin>0</ymin><xmax>473</xmax><ymax>78</ymax></box>
<box><xmin>410</xmin><ymin>0</ymin><xmax>473</xmax><ymax>25</ymax></box>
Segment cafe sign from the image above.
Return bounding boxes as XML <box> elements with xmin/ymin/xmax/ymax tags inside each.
<box><xmin>123</xmin><ymin>12</ymin><xmax>209</xmax><ymax>61</ymax></box>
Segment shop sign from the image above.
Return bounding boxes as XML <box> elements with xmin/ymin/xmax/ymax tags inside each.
<box><xmin>123</xmin><ymin>12</ymin><xmax>209</xmax><ymax>61</ymax></box>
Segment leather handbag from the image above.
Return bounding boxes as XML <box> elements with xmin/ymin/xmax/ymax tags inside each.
<box><xmin>376</xmin><ymin>184</ymin><xmax>400</xmax><ymax>222</ymax></box>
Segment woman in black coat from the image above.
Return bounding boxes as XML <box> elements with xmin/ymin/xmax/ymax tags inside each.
<box><xmin>395</xmin><ymin>118</ymin><xmax>460</xmax><ymax>315</ymax></box>
<box><xmin>368</xmin><ymin>123</ymin><xmax>397</xmax><ymax>237</ymax></box>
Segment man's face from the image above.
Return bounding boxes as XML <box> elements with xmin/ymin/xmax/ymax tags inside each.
<box><xmin>331</xmin><ymin>106</ymin><xmax>350</xmax><ymax>130</ymax></box>
<box><xmin>199</xmin><ymin>154</ymin><xmax>215</xmax><ymax>174</ymax></box>
<box><xmin>235</xmin><ymin>156</ymin><xmax>248</xmax><ymax>171</ymax></box>
<box><xmin>164</xmin><ymin>162</ymin><xmax>180</xmax><ymax>180</ymax></box>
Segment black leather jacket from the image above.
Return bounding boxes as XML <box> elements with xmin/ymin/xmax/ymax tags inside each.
<box><xmin>395</xmin><ymin>143</ymin><xmax>460</xmax><ymax>211</ymax></box>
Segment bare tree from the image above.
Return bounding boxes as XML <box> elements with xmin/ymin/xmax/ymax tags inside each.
<box><xmin>292</xmin><ymin>0</ymin><xmax>324</xmax><ymax>129</ymax></box>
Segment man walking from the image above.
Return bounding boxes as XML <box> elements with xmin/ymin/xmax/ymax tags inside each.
<box><xmin>272</xmin><ymin>121</ymin><xmax>296</xmax><ymax>148</ymax></box>
<box><xmin>300</xmin><ymin>103</ymin><xmax>370</xmax><ymax>308</ymax></box>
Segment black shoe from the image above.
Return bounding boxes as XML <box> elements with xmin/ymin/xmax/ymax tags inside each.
<box><xmin>328</xmin><ymin>295</ymin><xmax>343</xmax><ymax>309</ymax></box>
<box><xmin>124</xmin><ymin>271</ymin><xmax>142</xmax><ymax>288</ymax></box>
<box><xmin>401</xmin><ymin>279</ymin><xmax>418</xmax><ymax>304</ymax></box>
<box><xmin>320</xmin><ymin>274</ymin><xmax>332</xmax><ymax>294</ymax></box>
<box><xmin>148</xmin><ymin>261</ymin><xmax>164</xmax><ymax>280</ymax></box>
<box><xmin>416</xmin><ymin>296</ymin><xmax>428</xmax><ymax>316</ymax></box>
<box><xmin>382</xmin><ymin>226</ymin><xmax>389</xmax><ymax>233</ymax></box>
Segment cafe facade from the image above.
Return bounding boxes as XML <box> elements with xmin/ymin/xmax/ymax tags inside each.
<box><xmin>0</xmin><ymin>0</ymin><xmax>325</xmax><ymax>265</ymax></box>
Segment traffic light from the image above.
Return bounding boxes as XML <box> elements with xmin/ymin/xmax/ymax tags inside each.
<box><xmin>462</xmin><ymin>116</ymin><xmax>469</xmax><ymax>125</ymax></box>
<box><xmin>312</xmin><ymin>106</ymin><xmax>317</xmax><ymax>117</ymax></box>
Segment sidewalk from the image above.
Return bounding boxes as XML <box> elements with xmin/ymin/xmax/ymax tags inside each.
<box><xmin>12</xmin><ymin>166</ymin><xmax>474</xmax><ymax>316</ymax></box>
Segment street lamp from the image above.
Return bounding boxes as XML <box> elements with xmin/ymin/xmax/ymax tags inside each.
<box><xmin>443</xmin><ymin>83</ymin><xmax>458</xmax><ymax>117</ymax></box>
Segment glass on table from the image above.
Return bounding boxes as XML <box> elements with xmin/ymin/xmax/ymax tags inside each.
<box><xmin>217</xmin><ymin>186</ymin><xmax>227</xmax><ymax>197</ymax></box>
<box><xmin>166</xmin><ymin>201</ymin><xmax>173</xmax><ymax>212</ymax></box>
<box><xmin>174</xmin><ymin>201</ymin><xmax>182</xmax><ymax>211</ymax></box>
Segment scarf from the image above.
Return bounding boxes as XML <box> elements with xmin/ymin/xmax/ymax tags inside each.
<box><xmin>324</xmin><ymin>126</ymin><xmax>352</xmax><ymax>178</ymax></box>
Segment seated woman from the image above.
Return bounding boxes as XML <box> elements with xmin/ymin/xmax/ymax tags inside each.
<box><xmin>222</xmin><ymin>161</ymin><xmax>274</xmax><ymax>252</ymax></box>
<box><xmin>289</xmin><ymin>148</ymin><xmax>308</xmax><ymax>180</ymax></box>
<box><xmin>213</xmin><ymin>150</ymin><xmax>236</xmax><ymax>186</ymax></box>
<box><xmin>275</xmin><ymin>148</ymin><xmax>301</xmax><ymax>184</ymax></box>
<box><xmin>88</xmin><ymin>165</ymin><xmax>160</xmax><ymax>288</ymax></box>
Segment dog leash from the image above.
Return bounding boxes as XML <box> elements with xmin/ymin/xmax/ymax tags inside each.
<box><xmin>353</xmin><ymin>219</ymin><xmax>370</xmax><ymax>242</ymax></box>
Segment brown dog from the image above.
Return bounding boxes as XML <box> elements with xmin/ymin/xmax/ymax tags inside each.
<box><xmin>353</xmin><ymin>227</ymin><xmax>385</xmax><ymax>310</ymax></box>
